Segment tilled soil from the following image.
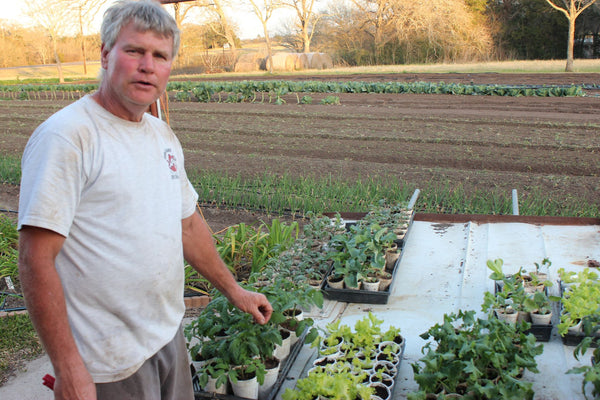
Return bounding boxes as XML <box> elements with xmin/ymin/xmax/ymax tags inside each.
<box><xmin>1</xmin><ymin>72</ymin><xmax>599</xmax><ymax>221</ymax></box>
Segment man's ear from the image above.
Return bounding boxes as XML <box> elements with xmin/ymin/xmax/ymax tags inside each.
<box><xmin>100</xmin><ymin>44</ymin><xmax>109</xmax><ymax>69</ymax></box>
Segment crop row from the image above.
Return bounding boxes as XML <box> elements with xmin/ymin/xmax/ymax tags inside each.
<box><xmin>169</xmin><ymin>80</ymin><xmax>585</xmax><ymax>100</ymax></box>
<box><xmin>0</xmin><ymin>80</ymin><xmax>585</xmax><ymax>101</ymax></box>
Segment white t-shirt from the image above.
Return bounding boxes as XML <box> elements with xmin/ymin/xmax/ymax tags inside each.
<box><xmin>18</xmin><ymin>95</ymin><xmax>199</xmax><ymax>382</ymax></box>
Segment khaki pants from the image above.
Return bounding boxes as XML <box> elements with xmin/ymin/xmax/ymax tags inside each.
<box><xmin>96</xmin><ymin>326</ymin><xmax>194</xmax><ymax>400</ymax></box>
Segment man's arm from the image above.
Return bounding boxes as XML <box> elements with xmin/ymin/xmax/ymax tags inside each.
<box><xmin>19</xmin><ymin>226</ymin><xmax>96</xmax><ymax>400</ymax></box>
<box><xmin>181</xmin><ymin>211</ymin><xmax>272</xmax><ymax>324</ymax></box>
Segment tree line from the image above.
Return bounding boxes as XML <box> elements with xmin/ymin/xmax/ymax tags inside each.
<box><xmin>1</xmin><ymin>0</ymin><xmax>599</xmax><ymax>76</ymax></box>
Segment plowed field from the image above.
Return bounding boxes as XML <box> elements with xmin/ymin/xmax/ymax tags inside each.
<box><xmin>1</xmin><ymin>73</ymin><xmax>599</xmax><ymax>225</ymax></box>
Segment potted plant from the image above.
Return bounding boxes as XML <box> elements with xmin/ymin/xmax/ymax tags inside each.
<box><xmin>384</xmin><ymin>242</ymin><xmax>400</xmax><ymax>272</ymax></box>
<box><xmin>484</xmin><ymin>258</ymin><xmax>551</xmax><ymax>325</ymax></box>
<box><xmin>230</xmin><ymin>357</ymin><xmax>266</xmax><ymax>399</ymax></box>
<box><xmin>482</xmin><ymin>284</ymin><xmax>518</xmax><ymax>325</ymax></box>
<box><xmin>326</xmin><ymin>222</ymin><xmax>395</xmax><ymax>290</ymax></box>
<box><xmin>195</xmin><ymin>357</ymin><xmax>231</xmax><ymax>394</ymax></box>
<box><xmin>319</xmin><ymin>318</ymin><xmax>353</xmax><ymax>352</ymax></box>
<box><xmin>256</xmin><ymin>275</ymin><xmax>320</xmax><ymax>346</ymax></box>
<box><xmin>362</xmin><ymin>267</ymin><xmax>381</xmax><ymax>291</ymax></box>
<box><xmin>556</xmin><ymin>267</ymin><xmax>600</xmax><ymax>337</ymax></box>
<box><xmin>526</xmin><ymin>258</ymin><xmax>552</xmax><ymax>293</ymax></box>
<box><xmin>369</xmin><ymin>367</ymin><xmax>394</xmax><ymax>390</ymax></box>
<box><xmin>186</xmin><ymin>289</ymin><xmax>287</xmax><ymax>398</ymax></box>
<box><xmin>528</xmin><ymin>290</ymin><xmax>553</xmax><ymax>325</ymax></box>
<box><xmin>281</xmin><ymin>365</ymin><xmax>373</xmax><ymax>400</ymax></box>
<box><xmin>258</xmin><ymin>355</ymin><xmax>281</xmax><ymax>400</ymax></box>
<box><xmin>408</xmin><ymin>310</ymin><xmax>542</xmax><ymax>400</ymax></box>
<box><xmin>286</xmin><ymin>313</ymin><xmax>403</xmax><ymax>400</ymax></box>
<box><xmin>327</xmin><ymin>271</ymin><xmax>345</xmax><ymax>289</ymax></box>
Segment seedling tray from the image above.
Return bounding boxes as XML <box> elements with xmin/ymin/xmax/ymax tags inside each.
<box><xmin>561</xmin><ymin>332</ymin><xmax>599</xmax><ymax>347</ymax></box>
<box><xmin>193</xmin><ymin>329</ymin><xmax>307</xmax><ymax>400</ymax></box>
<box><xmin>318</xmin><ymin>210</ymin><xmax>414</xmax><ymax>305</ymax></box>
<box><xmin>320</xmin><ymin>257</ymin><xmax>399</xmax><ymax>305</ymax></box>
<box><xmin>526</xmin><ymin>324</ymin><xmax>552</xmax><ymax>342</ymax></box>
<box><xmin>387</xmin><ymin>338</ymin><xmax>407</xmax><ymax>400</ymax></box>
<box><xmin>493</xmin><ymin>282</ymin><xmax>553</xmax><ymax>342</ymax></box>
<box><xmin>558</xmin><ymin>282</ymin><xmax>599</xmax><ymax>347</ymax></box>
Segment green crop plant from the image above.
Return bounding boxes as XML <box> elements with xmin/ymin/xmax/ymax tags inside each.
<box><xmin>409</xmin><ymin>310</ymin><xmax>542</xmax><ymax>400</ymax></box>
<box><xmin>214</xmin><ymin>219</ymin><xmax>298</xmax><ymax>278</ymax></box>
<box><xmin>568</xmin><ymin>323</ymin><xmax>600</xmax><ymax>400</ymax></box>
<box><xmin>183</xmin><ymin>263</ymin><xmax>210</xmax><ymax>295</ymax></box>
<box><xmin>0</xmin><ymin>80</ymin><xmax>585</xmax><ymax>103</ymax></box>
<box><xmin>319</xmin><ymin>95</ymin><xmax>340</xmax><ymax>105</ymax></box>
<box><xmin>555</xmin><ymin>268</ymin><xmax>600</xmax><ymax>336</ymax></box>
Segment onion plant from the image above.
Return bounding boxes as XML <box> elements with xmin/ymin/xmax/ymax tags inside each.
<box><xmin>188</xmin><ymin>170</ymin><xmax>599</xmax><ymax>218</ymax></box>
<box><xmin>214</xmin><ymin>219</ymin><xmax>298</xmax><ymax>280</ymax></box>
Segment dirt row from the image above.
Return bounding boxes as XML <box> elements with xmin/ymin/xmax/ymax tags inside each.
<box><xmin>1</xmin><ymin>73</ymin><xmax>599</xmax><ymax>218</ymax></box>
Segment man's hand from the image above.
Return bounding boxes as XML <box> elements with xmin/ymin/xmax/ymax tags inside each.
<box><xmin>230</xmin><ymin>288</ymin><xmax>273</xmax><ymax>325</ymax></box>
<box><xmin>54</xmin><ymin>367</ymin><xmax>96</xmax><ymax>400</ymax></box>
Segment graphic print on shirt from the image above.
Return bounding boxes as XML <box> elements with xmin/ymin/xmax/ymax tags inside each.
<box><xmin>163</xmin><ymin>148</ymin><xmax>179</xmax><ymax>179</ymax></box>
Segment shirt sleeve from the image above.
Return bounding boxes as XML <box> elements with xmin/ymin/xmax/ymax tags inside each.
<box><xmin>18</xmin><ymin>124</ymin><xmax>83</xmax><ymax>237</ymax></box>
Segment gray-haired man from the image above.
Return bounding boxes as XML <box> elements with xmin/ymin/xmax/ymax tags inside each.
<box><xmin>18</xmin><ymin>1</ymin><xmax>272</xmax><ymax>399</ymax></box>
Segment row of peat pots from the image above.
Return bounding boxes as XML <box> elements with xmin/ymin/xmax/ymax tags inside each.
<box><xmin>282</xmin><ymin>313</ymin><xmax>405</xmax><ymax>400</ymax></box>
<box><xmin>485</xmin><ymin>258</ymin><xmax>600</xmax><ymax>346</ymax></box>
<box><xmin>280</xmin><ymin>261</ymin><xmax>600</xmax><ymax>400</ymax></box>
<box><xmin>191</xmin><ymin>320</ymin><xmax>309</xmax><ymax>400</ymax></box>
<box><xmin>191</xmin><ymin>313</ymin><xmax>404</xmax><ymax>400</ymax></box>
<box><xmin>320</xmin><ymin>210</ymin><xmax>413</xmax><ymax>305</ymax></box>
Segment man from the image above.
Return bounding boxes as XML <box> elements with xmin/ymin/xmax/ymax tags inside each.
<box><xmin>17</xmin><ymin>1</ymin><xmax>272</xmax><ymax>399</ymax></box>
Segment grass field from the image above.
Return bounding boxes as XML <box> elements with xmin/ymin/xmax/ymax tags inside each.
<box><xmin>1</xmin><ymin>58</ymin><xmax>600</xmax><ymax>82</ymax></box>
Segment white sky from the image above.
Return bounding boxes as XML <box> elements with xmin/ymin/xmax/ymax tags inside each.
<box><xmin>0</xmin><ymin>0</ymin><xmax>295</xmax><ymax>40</ymax></box>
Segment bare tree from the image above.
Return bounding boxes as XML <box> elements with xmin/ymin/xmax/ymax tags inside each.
<box><xmin>26</xmin><ymin>0</ymin><xmax>72</xmax><ymax>83</ymax></box>
<box><xmin>393</xmin><ymin>0</ymin><xmax>492</xmax><ymax>63</ymax></box>
<box><xmin>25</xmin><ymin>28</ymin><xmax>53</xmax><ymax>66</ymax></box>
<box><xmin>545</xmin><ymin>0</ymin><xmax>598</xmax><ymax>71</ymax></box>
<box><xmin>351</xmin><ymin>0</ymin><xmax>397</xmax><ymax>64</ymax></box>
<box><xmin>205</xmin><ymin>0</ymin><xmax>239</xmax><ymax>55</ymax></box>
<box><xmin>0</xmin><ymin>22</ymin><xmax>28</xmax><ymax>68</ymax></box>
<box><xmin>323</xmin><ymin>0</ymin><xmax>492</xmax><ymax>65</ymax></box>
<box><xmin>69</xmin><ymin>0</ymin><xmax>108</xmax><ymax>75</ymax></box>
<box><xmin>281</xmin><ymin>0</ymin><xmax>322</xmax><ymax>52</ymax></box>
<box><xmin>166</xmin><ymin>0</ymin><xmax>207</xmax><ymax>65</ymax></box>
<box><xmin>246</xmin><ymin>0</ymin><xmax>283</xmax><ymax>73</ymax></box>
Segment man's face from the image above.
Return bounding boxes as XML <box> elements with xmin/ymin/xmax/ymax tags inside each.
<box><xmin>100</xmin><ymin>22</ymin><xmax>173</xmax><ymax>121</ymax></box>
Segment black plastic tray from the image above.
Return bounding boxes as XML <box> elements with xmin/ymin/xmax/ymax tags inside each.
<box><xmin>318</xmin><ymin>210</ymin><xmax>414</xmax><ymax>305</ymax></box>
<box><xmin>526</xmin><ymin>324</ymin><xmax>552</xmax><ymax>342</ymax></box>
<box><xmin>558</xmin><ymin>281</ymin><xmax>599</xmax><ymax>347</ymax></box>
<box><xmin>320</xmin><ymin>259</ymin><xmax>399</xmax><ymax>305</ymax></box>
<box><xmin>561</xmin><ymin>332</ymin><xmax>599</xmax><ymax>347</ymax></box>
<box><xmin>192</xmin><ymin>329</ymin><xmax>307</xmax><ymax>400</ymax></box>
<box><xmin>493</xmin><ymin>282</ymin><xmax>553</xmax><ymax>342</ymax></box>
<box><xmin>303</xmin><ymin>337</ymin><xmax>407</xmax><ymax>400</ymax></box>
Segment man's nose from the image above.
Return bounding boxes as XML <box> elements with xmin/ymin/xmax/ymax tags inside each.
<box><xmin>139</xmin><ymin>52</ymin><xmax>155</xmax><ymax>72</ymax></box>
